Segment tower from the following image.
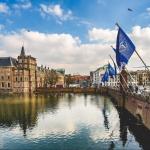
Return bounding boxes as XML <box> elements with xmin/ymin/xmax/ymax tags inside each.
<box><xmin>15</xmin><ymin>46</ymin><xmax>37</xmax><ymax>93</ymax></box>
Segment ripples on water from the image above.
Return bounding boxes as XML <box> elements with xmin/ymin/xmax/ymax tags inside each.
<box><xmin>0</xmin><ymin>93</ymin><xmax>149</xmax><ymax>150</ymax></box>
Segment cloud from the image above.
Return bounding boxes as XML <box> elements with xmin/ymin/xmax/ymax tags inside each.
<box><xmin>0</xmin><ymin>26</ymin><xmax>150</xmax><ymax>74</ymax></box>
<box><xmin>40</xmin><ymin>4</ymin><xmax>73</xmax><ymax>21</ymax></box>
<box><xmin>130</xmin><ymin>25</ymin><xmax>150</xmax><ymax>58</ymax></box>
<box><xmin>13</xmin><ymin>2</ymin><xmax>32</xmax><ymax>9</ymax></box>
<box><xmin>146</xmin><ymin>7</ymin><xmax>150</xmax><ymax>16</ymax></box>
<box><xmin>88</xmin><ymin>27</ymin><xmax>117</xmax><ymax>43</ymax></box>
<box><xmin>0</xmin><ymin>3</ymin><xmax>9</xmax><ymax>14</ymax></box>
<box><xmin>0</xmin><ymin>29</ymin><xmax>111</xmax><ymax>74</ymax></box>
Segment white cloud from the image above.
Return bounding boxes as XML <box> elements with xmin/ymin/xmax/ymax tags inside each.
<box><xmin>130</xmin><ymin>25</ymin><xmax>150</xmax><ymax>58</ymax></box>
<box><xmin>13</xmin><ymin>2</ymin><xmax>32</xmax><ymax>9</ymax></box>
<box><xmin>40</xmin><ymin>4</ymin><xmax>73</xmax><ymax>21</ymax></box>
<box><xmin>0</xmin><ymin>26</ymin><xmax>150</xmax><ymax>74</ymax></box>
<box><xmin>88</xmin><ymin>27</ymin><xmax>117</xmax><ymax>43</ymax></box>
<box><xmin>0</xmin><ymin>3</ymin><xmax>9</xmax><ymax>14</ymax></box>
<box><xmin>0</xmin><ymin>29</ymin><xmax>111</xmax><ymax>74</ymax></box>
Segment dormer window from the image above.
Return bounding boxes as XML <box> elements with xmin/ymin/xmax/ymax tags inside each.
<box><xmin>19</xmin><ymin>59</ymin><xmax>22</xmax><ymax>63</ymax></box>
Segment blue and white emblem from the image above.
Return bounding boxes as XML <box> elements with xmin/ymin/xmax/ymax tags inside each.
<box><xmin>119</xmin><ymin>41</ymin><xmax>127</xmax><ymax>52</ymax></box>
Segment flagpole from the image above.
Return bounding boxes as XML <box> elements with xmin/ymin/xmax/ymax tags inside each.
<box><xmin>109</xmin><ymin>55</ymin><xmax>127</xmax><ymax>86</ymax></box>
<box><xmin>109</xmin><ymin>55</ymin><xmax>135</xmax><ymax>94</ymax></box>
<box><xmin>125</xmin><ymin>67</ymin><xmax>137</xmax><ymax>84</ymax></box>
<box><xmin>115</xmin><ymin>23</ymin><xmax>150</xmax><ymax>85</ymax></box>
<box><xmin>115</xmin><ymin>23</ymin><xmax>149</xmax><ymax>71</ymax></box>
<box><xmin>109</xmin><ymin>55</ymin><xmax>128</xmax><ymax>86</ymax></box>
<box><xmin>135</xmin><ymin>50</ymin><xmax>149</xmax><ymax>71</ymax></box>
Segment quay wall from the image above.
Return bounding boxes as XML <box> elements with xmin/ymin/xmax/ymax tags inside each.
<box><xmin>107</xmin><ymin>87</ymin><xmax>150</xmax><ymax>130</ymax></box>
<box><xmin>36</xmin><ymin>87</ymin><xmax>99</xmax><ymax>94</ymax></box>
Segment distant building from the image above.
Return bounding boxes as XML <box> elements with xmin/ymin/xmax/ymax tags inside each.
<box><xmin>0</xmin><ymin>46</ymin><xmax>65</xmax><ymax>93</ymax></box>
<box><xmin>136</xmin><ymin>70</ymin><xmax>150</xmax><ymax>86</ymax></box>
<box><xmin>55</xmin><ymin>69</ymin><xmax>65</xmax><ymax>88</ymax></box>
<box><xmin>66</xmin><ymin>74</ymin><xmax>90</xmax><ymax>88</ymax></box>
<box><xmin>91</xmin><ymin>64</ymin><xmax>150</xmax><ymax>88</ymax></box>
<box><xmin>92</xmin><ymin>65</ymin><xmax>108</xmax><ymax>87</ymax></box>
<box><xmin>92</xmin><ymin>64</ymin><xmax>119</xmax><ymax>87</ymax></box>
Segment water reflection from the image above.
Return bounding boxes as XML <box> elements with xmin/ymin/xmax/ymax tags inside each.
<box><xmin>0</xmin><ymin>94</ymin><xmax>62</xmax><ymax>136</ymax></box>
<box><xmin>102</xmin><ymin>97</ymin><xmax>110</xmax><ymax>130</ymax></box>
<box><xmin>0</xmin><ymin>94</ymin><xmax>149</xmax><ymax>150</ymax></box>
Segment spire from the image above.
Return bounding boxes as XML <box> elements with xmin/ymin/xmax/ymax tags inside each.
<box><xmin>20</xmin><ymin>46</ymin><xmax>25</xmax><ymax>56</ymax></box>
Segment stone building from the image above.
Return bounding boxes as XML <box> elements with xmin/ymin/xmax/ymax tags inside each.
<box><xmin>0</xmin><ymin>46</ymin><xmax>38</xmax><ymax>93</ymax></box>
<box><xmin>136</xmin><ymin>70</ymin><xmax>150</xmax><ymax>86</ymax></box>
<box><xmin>0</xmin><ymin>46</ymin><xmax>65</xmax><ymax>93</ymax></box>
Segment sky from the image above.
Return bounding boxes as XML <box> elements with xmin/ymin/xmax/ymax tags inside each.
<box><xmin>0</xmin><ymin>0</ymin><xmax>150</xmax><ymax>74</ymax></box>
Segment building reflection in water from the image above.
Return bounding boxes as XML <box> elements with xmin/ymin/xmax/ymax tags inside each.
<box><xmin>0</xmin><ymin>94</ymin><xmax>150</xmax><ymax>149</ymax></box>
<box><xmin>0</xmin><ymin>94</ymin><xmax>62</xmax><ymax>136</ymax></box>
<box><xmin>102</xmin><ymin>97</ymin><xmax>110</xmax><ymax>130</ymax></box>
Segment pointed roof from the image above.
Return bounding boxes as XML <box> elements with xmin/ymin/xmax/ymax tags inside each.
<box><xmin>20</xmin><ymin>46</ymin><xmax>25</xmax><ymax>56</ymax></box>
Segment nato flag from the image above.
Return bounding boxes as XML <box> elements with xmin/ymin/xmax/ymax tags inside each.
<box><xmin>112</xmin><ymin>47</ymin><xmax>123</xmax><ymax>69</ymax></box>
<box><xmin>108</xmin><ymin>63</ymin><xmax>116</xmax><ymax>78</ymax></box>
<box><xmin>116</xmin><ymin>26</ymin><xmax>135</xmax><ymax>65</ymax></box>
<box><xmin>101</xmin><ymin>69</ymin><xmax>109</xmax><ymax>83</ymax></box>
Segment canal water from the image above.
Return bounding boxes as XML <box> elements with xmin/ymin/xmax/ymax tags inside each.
<box><xmin>0</xmin><ymin>94</ymin><xmax>149</xmax><ymax>150</ymax></box>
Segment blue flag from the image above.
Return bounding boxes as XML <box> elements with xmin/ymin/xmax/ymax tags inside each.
<box><xmin>112</xmin><ymin>47</ymin><xmax>124</xmax><ymax>69</ymax></box>
<box><xmin>101</xmin><ymin>69</ymin><xmax>109</xmax><ymax>83</ymax></box>
<box><xmin>108</xmin><ymin>63</ymin><xmax>116</xmax><ymax>78</ymax></box>
<box><xmin>116</xmin><ymin>26</ymin><xmax>135</xmax><ymax>65</ymax></box>
<box><xmin>110</xmin><ymin>55</ymin><xmax>117</xmax><ymax>76</ymax></box>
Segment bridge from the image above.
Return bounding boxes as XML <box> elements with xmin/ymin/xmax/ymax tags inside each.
<box><xmin>99</xmin><ymin>66</ymin><xmax>150</xmax><ymax>131</ymax></box>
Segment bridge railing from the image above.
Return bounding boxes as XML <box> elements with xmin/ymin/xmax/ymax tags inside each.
<box><xmin>103</xmin><ymin>85</ymin><xmax>150</xmax><ymax>103</ymax></box>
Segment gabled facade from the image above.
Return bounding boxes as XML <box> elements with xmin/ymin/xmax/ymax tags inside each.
<box><xmin>0</xmin><ymin>46</ymin><xmax>40</xmax><ymax>93</ymax></box>
<box><xmin>0</xmin><ymin>46</ymin><xmax>65</xmax><ymax>93</ymax></box>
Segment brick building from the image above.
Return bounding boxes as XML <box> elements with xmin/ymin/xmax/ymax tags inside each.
<box><xmin>0</xmin><ymin>46</ymin><xmax>65</xmax><ymax>93</ymax></box>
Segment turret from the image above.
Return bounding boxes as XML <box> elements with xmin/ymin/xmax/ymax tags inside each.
<box><xmin>20</xmin><ymin>46</ymin><xmax>25</xmax><ymax>57</ymax></box>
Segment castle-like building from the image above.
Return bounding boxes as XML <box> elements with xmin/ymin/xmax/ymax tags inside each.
<box><xmin>0</xmin><ymin>46</ymin><xmax>65</xmax><ymax>93</ymax></box>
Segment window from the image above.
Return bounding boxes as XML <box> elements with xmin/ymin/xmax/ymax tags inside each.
<box><xmin>20</xmin><ymin>77</ymin><xmax>22</xmax><ymax>81</ymax></box>
<box><xmin>2</xmin><ymin>82</ymin><xmax>4</xmax><ymax>87</ymax></box>
<box><xmin>8</xmin><ymin>83</ymin><xmax>10</xmax><ymax>87</ymax></box>
<box><xmin>1</xmin><ymin>76</ymin><xmax>4</xmax><ymax>80</ymax></box>
<box><xmin>19</xmin><ymin>59</ymin><xmax>22</xmax><ymax>63</ymax></box>
<box><xmin>16</xmin><ymin>77</ymin><xmax>17</xmax><ymax>81</ymax></box>
<box><xmin>8</xmin><ymin>76</ymin><xmax>10</xmax><ymax>80</ymax></box>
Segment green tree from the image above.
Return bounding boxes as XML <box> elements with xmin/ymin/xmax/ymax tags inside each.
<box><xmin>65</xmin><ymin>74</ymin><xmax>73</xmax><ymax>88</ymax></box>
<box><xmin>47</xmin><ymin>69</ymin><xmax>58</xmax><ymax>87</ymax></box>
